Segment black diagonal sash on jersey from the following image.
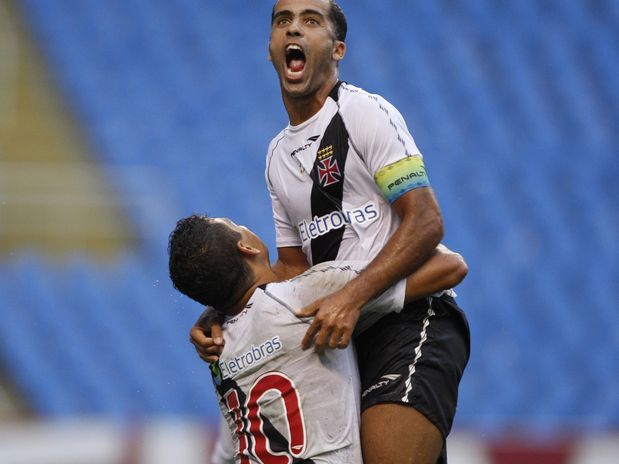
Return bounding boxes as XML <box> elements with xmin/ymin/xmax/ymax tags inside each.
<box><xmin>309</xmin><ymin>108</ymin><xmax>349</xmax><ymax>264</ymax></box>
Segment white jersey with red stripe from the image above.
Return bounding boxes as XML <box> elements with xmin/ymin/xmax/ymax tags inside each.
<box><xmin>211</xmin><ymin>261</ymin><xmax>405</xmax><ymax>464</ymax></box>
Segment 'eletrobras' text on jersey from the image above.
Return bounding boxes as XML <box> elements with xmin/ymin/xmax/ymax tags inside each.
<box><xmin>211</xmin><ymin>261</ymin><xmax>405</xmax><ymax>463</ymax></box>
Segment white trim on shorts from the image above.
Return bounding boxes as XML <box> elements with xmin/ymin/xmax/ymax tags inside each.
<box><xmin>401</xmin><ymin>299</ymin><xmax>435</xmax><ymax>402</ymax></box>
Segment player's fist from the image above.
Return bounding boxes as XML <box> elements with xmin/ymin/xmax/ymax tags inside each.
<box><xmin>189</xmin><ymin>307</ymin><xmax>225</xmax><ymax>363</ymax></box>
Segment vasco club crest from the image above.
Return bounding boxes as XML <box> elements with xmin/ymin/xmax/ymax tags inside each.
<box><xmin>317</xmin><ymin>145</ymin><xmax>341</xmax><ymax>187</ymax></box>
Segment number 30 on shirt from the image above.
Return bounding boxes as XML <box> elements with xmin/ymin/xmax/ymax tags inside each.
<box><xmin>222</xmin><ymin>371</ymin><xmax>307</xmax><ymax>463</ymax></box>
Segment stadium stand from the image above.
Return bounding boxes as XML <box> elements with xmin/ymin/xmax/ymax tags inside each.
<box><xmin>1</xmin><ymin>0</ymin><xmax>617</xmax><ymax>435</ymax></box>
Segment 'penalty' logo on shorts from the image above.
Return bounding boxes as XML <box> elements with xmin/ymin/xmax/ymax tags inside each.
<box><xmin>362</xmin><ymin>374</ymin><xmax>402</xmax><ymax>398</ymax></box>
<box><xmin>374</xmin><ymin>156</ymin><xmax>430</xmax><ymax>203</ymax></box>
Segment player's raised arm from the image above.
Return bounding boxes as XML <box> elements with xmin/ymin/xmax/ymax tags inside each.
<box><xmin>300</xmin><ymin>244</ymin><xmax>467</xmax><ymax>351</ymax></box>
<box><xmin>403</xmin><ymin>244</ymin><xmax>467</xmax><ymax>303</ymax></box>
<box><xmin>358</xmin><ymin>186</ymin><xmax>444</xmax><ymax>303</ymax></box>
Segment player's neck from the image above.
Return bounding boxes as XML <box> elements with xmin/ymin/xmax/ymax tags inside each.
<box><xmin>224</xmin><ymin>268</ymin><xmax>279</xmax><ymax>316</ymax></box>
<box><xmin>282</xmin><ymin>75</ymin><xmax>339</xmax><ymax>126</ymax></box>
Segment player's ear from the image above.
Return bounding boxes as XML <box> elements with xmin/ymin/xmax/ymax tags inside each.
<box><xmin>332</xmin><ymin>40</ymin><xmax>346</xmax><ymax>62</ymax></box>
<box><xmin>237</xmin><ymin>240</ymin><xmax>261</xmax><ymax>257</ymax></box>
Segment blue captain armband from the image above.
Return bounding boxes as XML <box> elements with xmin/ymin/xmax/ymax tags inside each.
<box><xmin>374</xmin><ymin>156</ymin><xmax>431</xmax><ymax>204</ymax></box>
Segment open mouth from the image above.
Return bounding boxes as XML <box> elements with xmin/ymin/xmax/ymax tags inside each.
<box><xmin>285</xmin><ymin>44</ymin><xmax>306</xmax><ymax>78</ymax></box>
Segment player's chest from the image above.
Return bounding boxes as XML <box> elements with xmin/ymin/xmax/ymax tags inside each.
<box><xmin>271</xmin><ymin>143</ymin><xmax>377</xmax><ymax>218</ymax></box>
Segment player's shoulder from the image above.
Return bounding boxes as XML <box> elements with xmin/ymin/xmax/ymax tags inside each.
<box><xmin>298</xmin><ymin>260</ymin><xmax>367</xmax><ymax>274</ymax></box>
<box><xmin>234</xmin><ymin>285</ymin><xmax>299</xmax><ymax>322</ymax></box>
<box><xmin>337</xmin><ymin>83</ymin><xmax>404</xmax><ymax>131</ymax></box>
<box><xmin>256</xmin><ymin>261</ymin><xmax>370</xmax><ymax>319</ymax></box>
<box><xmin>266</xmin><ymin>128</ymin><xmax>288</xmax><ymax>155</ymax></box>
<box><xmin>265</xmin><ymin>128</ymin><xmax>288</xmax><ymax>185</ymax></box>
<box><xmin>288</xmin><ymin>260</ymin><xmax>367</xmax><ymax>289</ymax></box>
<box><xmin>338</xmin><ymin>82</ymin><xmax>396</xmax><ymax>113</ymax></box>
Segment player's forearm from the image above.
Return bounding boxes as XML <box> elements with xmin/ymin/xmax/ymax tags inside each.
<box><xmin>342</xmin><ymin>202</ymin><xmax>443</xmax><ymax>307</ymax></box>
<box><xmin>404</xmin><ymin>247</ymin><xmax>467</xmax><ymax>302</ymax></box>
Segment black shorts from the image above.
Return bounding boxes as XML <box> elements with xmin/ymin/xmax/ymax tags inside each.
<box><xmin>354</xmin><ymin>295</ymin><xmax>470</xmax><ymax>443</ymax></box>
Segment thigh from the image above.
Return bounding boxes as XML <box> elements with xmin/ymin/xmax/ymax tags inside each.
<box><xmin>361</xmin><ymin>403</ymin><xmax>443</xmax><ymax>464</ymax></box>
<box><xmin>355</xmin><ymin>295</ymin><xmax>470</xmax><ymax>445</ymax></box>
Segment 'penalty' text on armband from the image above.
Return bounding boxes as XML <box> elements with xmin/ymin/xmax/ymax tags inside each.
<box><xmin>374</xmin><ymin>156</ymin><xmax>431</xmax><ymax>204</ymax></box>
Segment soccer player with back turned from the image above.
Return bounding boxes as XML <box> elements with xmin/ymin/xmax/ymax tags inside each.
<box><xmin>171</xmin><ymin>215</ymin><xmax>467</xmax><ymax>463</ymax></box>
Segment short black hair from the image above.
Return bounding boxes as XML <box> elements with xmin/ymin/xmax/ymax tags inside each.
<box><xmin>271</xmin><ymin>0</ymin><xmax>347</xmax><ymax>42</ymax></box>
<box><xmin>168</xmin><ymin>215</ymin><xmax>253</xmax><ymax>309</ymax></box>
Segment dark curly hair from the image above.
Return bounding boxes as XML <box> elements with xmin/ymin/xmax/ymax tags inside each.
<box><xmin>271</xmin><ymin>0</ymin><xmax>347</xmax><ymax>42</ymax></box>
<box><xmin>168</xmin><ymin>215</ymin><xmax>253</xmax><ymax>309</ymax></box>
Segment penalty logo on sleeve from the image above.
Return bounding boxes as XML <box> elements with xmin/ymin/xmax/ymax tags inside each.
<box><xmin>374</xmin><ymin>156</ymin><xmax>431</xmax><ymax>204</ymax></box>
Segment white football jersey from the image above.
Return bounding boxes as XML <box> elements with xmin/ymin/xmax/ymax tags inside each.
<box><xmin>266</xmin><ymin>82</ymin><xmax>423</xmax><ymax>266</ymax></box>
<box><xmin>211</xmin><ymin>261</ymin><xmax>405</xmax><ymax>464</ymax></box>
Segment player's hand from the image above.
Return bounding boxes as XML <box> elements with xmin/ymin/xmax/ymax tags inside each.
<box><xmin>297</xmin><ymin>287</ymin><xmax>363</xmax><ymax>352</ymax></box>
<box><xmin>189</xmin><ymin>307</ymin><xmax>225</xmax><ymax>363</ymax></box>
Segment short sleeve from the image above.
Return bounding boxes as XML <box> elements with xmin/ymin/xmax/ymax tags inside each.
<box><xmin>342</xmin><ymin>91</ymin><xmax>431</xmax><ymax>203</ymax></box>
<box><xmin>266</xmin><ymin>167</ymin><xmax>302</xmax><ymax>248</ymax></box>
<box><xmin>353</xmin><ymin>273</ymin><xmax>407</xmax><ymax>335</ymax></box>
